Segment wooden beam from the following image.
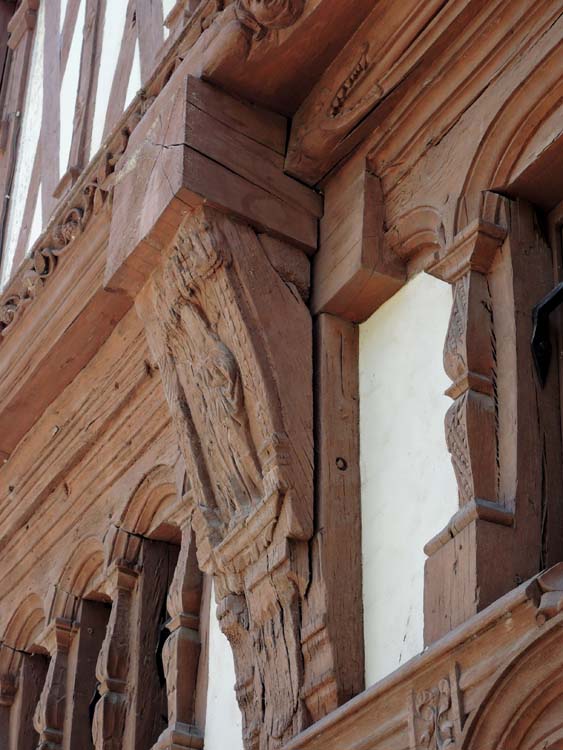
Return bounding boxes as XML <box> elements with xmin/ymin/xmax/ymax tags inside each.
<box><xmin>302</xmin><ymin>313</ymin><xmax>364</xmax><ymax>720</ymax></box>
<box><xmin>106</xmin><ymin>76</ymin><xmax>321</xmax><ymax>297</ymax></box>
<box><xmin>312</xmin><ymin>153</ymin><xmax>405</xmax><ymax>323</ymax></box>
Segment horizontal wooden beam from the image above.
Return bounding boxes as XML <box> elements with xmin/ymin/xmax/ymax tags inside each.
<box><xmin>312</xmin><ymin>154</ymin><xmax>405</xmax><ymax>323</ymax></box>
<box><xmin>106</xmin><ymin>76</ymin><xmax>321</xmax><ymax>297</ymax></box>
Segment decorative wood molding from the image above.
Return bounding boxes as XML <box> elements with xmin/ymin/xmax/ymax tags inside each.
<box><xmin>33</xmin><ymin>617</ymin><xmax>76</xmax><ymax>750</ymax></box>
<box><xmin>154</xmin><ymin>523</ymin><xmax>204</xmax><ymax>750</ymax></box>
<box><xmin>137</xmin><ymin>206</ymin><xmax>313</xmax><ymax>749</ymax></box>
<box><xmin>92</xmin><ymin>554</ymin><xmax>139</xmax><ymax>750</ymax></box>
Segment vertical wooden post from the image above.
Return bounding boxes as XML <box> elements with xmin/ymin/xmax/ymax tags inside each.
<box><xmin>10</xmin><ymin>654</ymin><xmax>49</xmax><ymax>750</ymax></box>
<box><xmin>126</xmin><ymin>539</ymin><xmax>178</xmax><ymax>750</ymax></box>
<box><xmin>0</xmin><ymin>673</ymin><xmax>16</xmax><ymax>748</ymax></box>
<box><xmin>63</xmin><ymin>601</ymin><xmax>110</xmax><ymax>750</ymax></box>
<box><xmin>33</xmin><ymin>619</ymin><xmax>76</xmax><ymax>750</ymax></box>
<box><xmin>424</xmin><ymin>205</ymin><xmax>563</xmax><ymax>643</ymax></box>
<box><xmin>92</xmin><ymin>563</ymin><xmax>138</xmax><ymax>750</ymax></box>
<box><xmin>153</xmin><ymin>524</ymin><xmax>204</xmax><ymax>750</ymax></box>
<box><xmin>301</xmin><ymin>313</ymin><xmax>364</xmax><ymax>720</ymax></box>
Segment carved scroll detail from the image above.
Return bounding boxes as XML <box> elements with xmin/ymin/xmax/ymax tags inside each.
<box><xmin>410</xmin><ymin>678</ymin><xmax>456</xmax><ymax>750</ymax></box>
<box><xmin>138</xmin><ymin>207</ymin><xmax>313</xmax><ymax>749</ymax></box>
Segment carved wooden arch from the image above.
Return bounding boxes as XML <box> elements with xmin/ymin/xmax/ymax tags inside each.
<box><xmin>0</xmin><ymin>593</ymin><xmax>46</xmax><ymax>673</ymax></box>
<box><xmin>46</xmin><ymin>536</ymin><xmax>106</xmax><ymax>622</ymax></box>
<box><xmin>455</xmin><ymin>42</ymin><xmax>563</xmax><ymax>233</ymax></box>
<box><xmin>118</xmin><ymin>463</ymin><xmax>183</xmax><ymax>542</ymax></box>
<box><xmin>462</xmin><ymin>614</ymin><xmax>563</xmax><ymax>749</ymax></box>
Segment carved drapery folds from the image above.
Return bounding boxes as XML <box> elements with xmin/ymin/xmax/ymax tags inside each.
<box><xmin>33</xmin><ymin>618</ymin><xmax>76</xmax><ymax>750</ymax></box>
<box><xmin>138</xmin><ymin>207</ymin><xmax>313</xmax><ymax>749</ymax></box>
<box><xmin>92</xmin><ymin>530</ymin><xmax>140</xmax><ymax>750</ymax></box>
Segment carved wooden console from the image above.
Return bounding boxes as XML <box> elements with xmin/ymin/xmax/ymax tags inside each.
<box><xmin>137</xmin><ymin>206</ymin><xmax>313</xmax><ymax>749</ymax></box>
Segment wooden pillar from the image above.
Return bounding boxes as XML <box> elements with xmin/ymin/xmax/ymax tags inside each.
<box><xmin>125</xmin><ymin>539</ymin><xmax>178</xmax><ymax>750</ymax></box>
<box><xmin>301</xmin><ymin>313</ymin><xmax>364</xmax><ymax>720</ymax></box>
<box><xmin>63</xmin><ymin>601</ymin><xmax>110</xmax><ymax>750</ymax></box>
<box><xmin>33</xmin><ymin>618</ymin><xmax>76</xmax><ymax>750</ymax></box>
<box><xmin>92</xmin><ymin>562</ymin><xmax>138</xmax><ymax>750</ymax></box>
<box><xmin>0</xmin><ymin>673</ymin><xmax>16</xmax><ymax>749</ymax></box>
<box><xmin>424</xmin><ymin>206</ymin><xmax>563</xmax><ymax>642</ymax></box>
<box><xmin>153</xmin><ymin>525</ymin><xmax>203</xmax><ymax>750</ymax></box>
<box><xmin>9</xmin><ymin>654</ymin><xmax>48</xmax><ymax>750</ymax></box>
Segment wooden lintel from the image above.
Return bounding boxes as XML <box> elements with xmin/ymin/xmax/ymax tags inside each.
<box><xmin>312</xmin><ymin>154</ymin><xmax>405</xmax><ymax>324</ymax></box>
<box><xmin>105</xmin><ymin>75</ymin><xmax>321</xmax><ymax>298</ymax></box>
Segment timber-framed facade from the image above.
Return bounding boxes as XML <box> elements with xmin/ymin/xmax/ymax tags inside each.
<box><xmin>0</xmin><ymin>1</ymin><xmax>563</xmax><ymax>749</ymax></box>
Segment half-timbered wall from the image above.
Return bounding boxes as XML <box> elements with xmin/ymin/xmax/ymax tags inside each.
<box><xmin>359</xmin><ymin>272</ymin><xmax>458</xmax><ymax>685</ymax></box>
<box><xmin>0</xmin><ymin>0</ymin><xmax>175</xmax><ymax>290</ymax></box>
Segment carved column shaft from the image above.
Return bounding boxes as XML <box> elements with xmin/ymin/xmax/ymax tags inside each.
<box><xmin>424</xmin><ymin>219</ymin><xmax>509</xmax><ymax>643</ymax></box>
<box><xmin>154</xmin><ymin>524</ymin><xmax>203</xmax><ymax>750</ymax></box>
<box><xmin>92</xmin><ymin>562</ymin><xmax>138</xmax><ymax>750</ymax></box>
<box><xmin>443</xmin><ymin>270</ymin><xmax>497</xmax><ymax>508</ymax></box>
<box><xmin>33</xmin><ymin>618</ymin><xmax>75</xmax><ymax>750</ymax></box>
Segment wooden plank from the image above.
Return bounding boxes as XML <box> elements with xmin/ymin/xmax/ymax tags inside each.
<box><xmin>0</xmin><ymin>215</ymin><xmax>133</xmax><ymax>459</ymax></box>
<box><xmin>67</xmin><ymin>0</ymin><xmax>105</xmax><ymax>175</ymax></box>
<box><xmin>59</xmin><ymin>0</ymin><xmax>81</xmax><ymax>78</ymax></box>
<box><xmin>135</xmin><ymin>0</ymin><xmax>164</xmax><ymax>84</ymax></box>
<box><xmin>102</xmin><ymin>0</ymin><xmax>137</xmax><ymax>141</ymax></box>
<box><xmin>127</xmin><ymin>540</ymin><xmax>178</xmax><ymax>748</ymax></box>
<box><xmin>64</xmin><ymin>600</ymin><xmax>110</xmax><ymax>750</ymax></box>
<box><xmin>194</xmin><ymin>574</ymin><xmax>212</xmax><ymax>733</ymax></box>
<box><xmin>40</xmin><ymin>0</ymin><xmax>60</xmax><ymax>217</ymax></box>
<box><xmin>312</xmin><ymin>153</ymin><xmax>405</xmax><ymax>322</ymax></box>
<box><xmin>302</xmin><ymin>313</ymin><xmax>364</xmax><ymax>720</ymax></box>
<box><xmin>186</xmin><ymin>76</ymin><xmax>287</xmax><ymax>155</ymax></box>
<box><xmin>10</xmin><ymin>654</ymin><xmax>49</xmax><ymax>750</ymax></box>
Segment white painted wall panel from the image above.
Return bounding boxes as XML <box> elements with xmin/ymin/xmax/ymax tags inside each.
<box><xmin>125</xmin><ymin>39</ymin><xmax>141</xmax><ymax>109</ymax></box>
<box><xmin>59</xmin><ymin>0</ymin><xmax>85</xmax><ymax>176</ymax></box>
<box><xmin>359</xmin><ymin>272</ymin><xmax>458</xmax><ymax>687</ymax></box>
<box><xmin>89</xmin><ymin>2</ymin><xmax>128</xmax><ymax>158</ymax></box>
<box><xmin>205</xmin><ymin>584</ymin><xmax>243</xmax><ymax>750</ymax></box>
<box><xmin>1</xmin><ymin>1</ymin><xmax>46</xmax><ymax>289</ymax></box>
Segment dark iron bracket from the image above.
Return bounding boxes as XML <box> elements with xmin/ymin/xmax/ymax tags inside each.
<box><xmin>531</xmin><ymin>281</ymin><xmax>563</xmax><ymax>386</ymax></box>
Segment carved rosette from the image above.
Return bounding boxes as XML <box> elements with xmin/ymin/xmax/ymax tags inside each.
<box><xmin>236</xmin><ymin>0</ymin><xmax>305</xmax><ymax>39</ymax></box>
<box><xmin>137</xmin><ymin>207</ymin><xmax>313</xmax><ymax>749</ymax></box>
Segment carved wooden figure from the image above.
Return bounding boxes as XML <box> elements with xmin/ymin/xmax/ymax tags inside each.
<box><xmin>137</xmin><ymin>206</ymin><xmax>313</xmax><ymax>750</ymax></box>
<box><xmin>33</xmin><ymin>618</ymin><xmax>76</xmax><ymax>750</ymax></box>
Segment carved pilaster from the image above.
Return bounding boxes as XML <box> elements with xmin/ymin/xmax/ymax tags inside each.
<box><xmin>153</xmin><ymin>524</ymin><xmax>204</xmax><ymax>750</ymax></box>
<box><xmin>92</xmin><ymin>553</ymin><xmax>139</xmax><ymax>750</ymax></box>
<box><xmin>137</xmin><ymin>207</ymin><xmax>313</xmax><ymax>749</ymax></box>
<box><xmin>33</xmin><ymin>618</ymin><xmax>76</xmax><ymax>750</ymax></box>
<box><xmin>426</xmin><ymin>220</ymin><xmax>510</xmax><ymax>546</ymax></box>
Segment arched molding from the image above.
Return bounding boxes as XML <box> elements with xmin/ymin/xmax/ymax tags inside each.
<box><xmin>46</xmin><ymin>536</ymin><xmax>105</xmax><ymax>622</ymax></box>
<box><xmin>462</xmin><ymin>611</ymin><xmax>563</xmax><ymax>750</ymax></box>
<box><xmin>0</xmin><ymin>593</ymin><xmax>46</xmax><ymax>673</ymax></box>
<box><xmin>119</xmin><ymin>463</ymin><xmax>183</xmax><ymax>542</ymax></box>
<box><xmin>385</xmin><ymin>204</ymin><xmax>446</xmax><ymax>271</ymax></box>
<box><xmin>455</xmin><ymin>43</ymin><xmax>563</xmax><ymax>234</ymax></box>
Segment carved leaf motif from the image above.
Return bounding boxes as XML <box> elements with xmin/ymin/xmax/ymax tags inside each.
<box><xmin>443</xmin><ymin>276</ymin><xmax>469</xmax><ymax>384</ymax></box>
<box><xmin>445</xmin><ymin>392</ymin><xmax>473</xmax><ymax>505</ymax></box>
<box><xmin>412</xmin><ymin>678</ymin><xmax>456</xmax><ymax>750</ymax></box>
<box><xmin>236</xmin><ymin>0</ymin><xmax>305</xmax><ymax>38</ymax></box>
